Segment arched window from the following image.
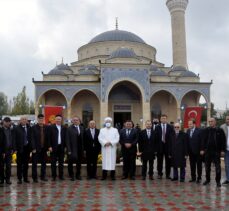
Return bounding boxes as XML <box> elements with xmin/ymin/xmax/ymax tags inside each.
<box><xmin>151</xmin><ymin>103</ymin><xmax>161</xmax><ymax>119</ymax></box>
<box><xmin>82</xmin><ymin>103</ymin><xmax>93</xmax><ymax>127</ymax></box>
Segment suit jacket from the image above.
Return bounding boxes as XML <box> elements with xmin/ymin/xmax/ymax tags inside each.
<box><xmin>84</xmin><ymin>128</ymin><xmax>100</xmax><ymax>154</ymax></box>
<box><xmin>201</xmin><ymin>127</ymin><xmax>226</xmax><ymax>153</ymax></box>
<box><xmin>155</xmin><ymin>123</ymin><xmax>174</xmax><ymax>154</ymax></box>
<box><xmin>139</xmin><ymin>128</ymin><xmax>157</xmax><ymax>160</ymax></box>
<box><xmin>0</xmin><ymin>127</ymin><xmax>14</xmax><ymax>153</ymax></box>
<box><xmin>31</xmin><ymin>124</ymin><xmax>49</xmax><ymax>152</ymax></box>
<box><xmin>186</xmin><ymin>127</ymin><xmax>202</xmax><ymax>155</ymax></box>
<box><xmin>14</xmin><ymin>124</ymin><xmax>31</xmax><ymax>153</ymax></box>
<box><xmin>169</xmin><ymin>131</ymin><xmax>188</xmax><ymax>168</ymax></box>
<box><xmin>66</xmin><ymin>125</ymin><xmax>82</xmax><ymax>160</ymax></box>
<box><xmin>119</xmin><ymin>128</ymin><xmax>138</xmax><ymax>154</ymax></box>
<box><xmin>220</xmin><ymin>123</ymin><xmax>229</xmax><ymax>140</ymax></box>
<box><xmin>48</xmin><ymin>124</ymin><xmax>66</xmax><ymax>152</ymax></box>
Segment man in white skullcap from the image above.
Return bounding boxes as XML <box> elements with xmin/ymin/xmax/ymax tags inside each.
<box><xmin>98</xmin><ymin>117</ymin><xmax>120</xmax><ymax>180</ymax></box>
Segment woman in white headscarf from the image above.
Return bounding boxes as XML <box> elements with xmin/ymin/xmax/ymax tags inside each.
<box><xmin>98</xmin><ymin>117</ymin><xmax>120</xmax><ymax>180</ymax></box>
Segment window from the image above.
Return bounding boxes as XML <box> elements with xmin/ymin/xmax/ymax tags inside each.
<box><xmin>82</xmin><ymin>103</ymin><xmax>93</xmax><ymax>127</ymax></box>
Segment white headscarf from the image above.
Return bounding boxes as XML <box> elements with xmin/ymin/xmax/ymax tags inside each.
<box><xmin>104</xmin><ymin>117</ymin><xmax>112</xmax><ymax>123</ymax></box>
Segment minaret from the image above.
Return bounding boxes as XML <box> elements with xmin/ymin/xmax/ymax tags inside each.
<box><xmin>166</xmin><ymin>0</ymin><xmax>188</xmax><ymax>69</ymax></box>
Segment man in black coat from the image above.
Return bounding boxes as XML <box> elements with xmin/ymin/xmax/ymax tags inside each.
<box><xmin>14</xmin><ymin>116</ymin><xmax>31</xmax><ymax>184</ymax></box>
<box><xmin>138</xmin><ymin>120</ymin><xmax>157</xmax><ymax>180</ymax></box>
<box><xmin>155</xmin><ymin>114</ymin><xmax>174</xmax><ymax>179</ymax></box>
<box><xmin>0</xmin><ymin>117</ymin><xmax>14</xmax><ymax>185</ymax></box>
<box><xmin>186</xmin><ymin>119</ymin><xmax>203</xmax><ymax>183</ymax></box>
<box><xmin>31</xmin><ymin>114</ymin><xmax>49</xmax><ymax>182</ymax></box>
<box><xmin>119</xmin><ymin>120</ymin><xmax>138</xmax><ymax>180</ymax></box>
<box><xmin>84</xmin><ymin>120</ymin><xmax>100</xmax><ymax>179</ymax></box>
<box><xmin>48</xmin><ymin>114</ymin><xmax>66</xmax><ymax>181</ymax></box>
<box><xmin>201</xmin><ymin>117</ymin><xmax>226</xmax><ymax>187</ymax></box>
<box><xmin>169</xmin><ymin>123</ymin><xmax>188</xmax><ymax>182</ymax></box>
<box><xmin>66</xmin><ymin>116</ymin><xmax>84</xmax><ymax>180</ymax></box>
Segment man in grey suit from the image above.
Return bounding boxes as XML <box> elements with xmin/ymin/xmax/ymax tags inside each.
<box><xmin>221</xmin><ymin>116</ymin><xmax>229</xmax><ymax>185</ymax></box>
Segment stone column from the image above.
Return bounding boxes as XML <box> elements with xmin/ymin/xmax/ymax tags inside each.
<box><xmin>67</xmin><ymin>101</ymin><xmax>72</xmax><ymax>122</ymax></box>
<box><xmin>166</xmin><ymin>0</ymin><xmax>189</xmax><ymax>69</ymax></box>
<box><xmin>142</xmin><ymin>102</ymin><xmax>151</xmax><ymax>128</ymax></box>
<box><xmin>100</xmin><ymin>101</ymin><xmax>108</xmax><ymax>127</ymax></box>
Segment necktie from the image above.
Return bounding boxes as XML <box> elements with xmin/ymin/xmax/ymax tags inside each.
<box><xmin>23</xmin><ymin>126</ymin><xmax>28</xmax><ymax>146</ymax></box>
<box><xmin>190</xmin><ymin>129</ymin><xmax>193</xmax><ymax>138</ymax></box>
<box><xmin>162</xmin><ymin>124</ymin><xmax>166</xmax><ymax>143</ymax></box>
<box><xmin>40</xmin><ymin>125</ymin><xmax>44</xmax><ymax>148</ymax></box>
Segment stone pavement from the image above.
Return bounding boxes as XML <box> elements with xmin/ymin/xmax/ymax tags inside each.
<box><xmin>1</xmin><ymin>171</ymin><xmax>229</xmax><ymax>211</ymax></box>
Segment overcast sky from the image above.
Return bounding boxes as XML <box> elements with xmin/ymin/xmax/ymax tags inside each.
<box><xmin>0</xmin><ymin>0</ymin><xmax>228</xmax><ymax>109</ymax></box>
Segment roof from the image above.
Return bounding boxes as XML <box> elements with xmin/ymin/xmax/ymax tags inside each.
<box><xmin>48</xmin><ymin>63</ymin><xmax>72</xmax><ymax>75</ymax></box>
<box><xmin>89</xmin><ymin>29</ymin><xmax>146</xmax><ymax>44</ymax></box>
<box><xmin>150</xmin><ymin>65</ymin><xmax>167</xmax><ymax>76</ymax></box>
<box><xmin>78</xmin><ymin>64</ymin><xmax>99</xmax><ymax>75</ymax></box>
<box><xmin>108</xmin><ymin>47</ymin><xmax>137</xmax><ymax>59</ymax></box>
<box><xmin>170</xmin><ymin>66</ymin><xmax>198</xmax><ymax>77</ymax></box>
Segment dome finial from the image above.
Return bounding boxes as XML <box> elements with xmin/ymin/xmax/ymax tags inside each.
<box><xmin>115</xmin><ymin>17</ymin><xmax>118</xmax><ymax>30</ymax></box>
<box><xmin>61</xmin><ymin>57</ymin><xmax>64</xmax><ymax>64</ymax></box>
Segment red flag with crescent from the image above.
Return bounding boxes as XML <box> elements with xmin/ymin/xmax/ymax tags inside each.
<box><xmin>44</xmin><ymin>106</ymin><xmax>63</xmax><ymax>124</ymax></box>
<box><xmin>184</xmin><ymin>107</ymin><xmax>203</xmax><ymax>128</ymax></box>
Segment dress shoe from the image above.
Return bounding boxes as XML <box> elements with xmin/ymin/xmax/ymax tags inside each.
<box><xmin>222</xmin><ymin>180</ymin><xmax>229</xmax><ymax>185</ymax></box>
<box><xmin>130</xmin><ymin>177</ymin><xmax>135</xmax><ymax>180</ymax></box>
<box><xmin>52</xmin><ymin>178</ymin><xmax>56</xmax><ymax>182</ymax></box>
<box><xmin>203</xmin><ymin>181</ymin><xmax>210</xmax><ymax>186</ymax></box>
<box><xmin>76</xmin><ymin>176</ymin><xmax>82</xmax><ymax>180</ymax></box>
<box><xmin>33</xmin><ymin>179</ymin><xmax>38</xmax><ymax>183</ymax></box>
<box><xmin>0</xmin><ymin>180</ymin><xmax>4</xmax><ymax>184</ymax></box>
<box><xmin>70</xmin><ymin>177</ymin><xmax>75</xmax><ymax>181</ymax></box>
<box><xmin>100</xmin><ymin>177</ymin><xmax>106</xmax><ymax>180</ymax></box>
<box><xmin>142</xmin><ymin>176</ymin><xmax>146</xmax><ymax>180</ymax></box>
<box><xmin>121</xmin><ymin>176</ymin><xmax>128</xmax><ymax>180</ymax></box>
<box><xmin>171</xmin><ymin>178</ymin><xmax>178</xmax><ymax>181</ymax></box>
<box><xmin>149</xmin><ymin>176</ymin><xmax>154</xmax><ymax>180</ymax></box>
<box><xmin>24</xmin><ymin>179</ymin><xmax>30</xmax><ymax>183</ymax></box>
<box><xmin>92</xmin><ymin>176</ymin><xmax>98</xmax><ymax>180</ymax></box>
<box><xmin>180</xmin><ymin>179</ymin><xmax>185</xmax><ymax>182</ymax></box>
<box><xmin>6</xmin><ymin>180</ymin><xmax>12</xmax><ymax>185</ymax></box>
<box><xmin>40</xmin><ymin>178</ymin><xmax>48</xmax><ymax>182</ymax></box>
<box><xmin>217</xmin><ymin>182</ymin><xmax>221</xmax><ymax>188</ymax></box>
<box><xmin>59</xmin><ymin>177</ymin><xmax>65</xmax><ymax>181</ymax></box>
<box><xmin>17</xmin><ymin>180</ymin><xmax>22</xmax><ymax>184</ymax></box>
<box><xmin>189</xmin><ymin>179</ymin><xmax>196</xmax><ymax>183</ymax></box>
<box><xmin>166</xmin><ymin>176</ymin><xmax>171</xmax><ymax>180</ymax></box>
<box><xmin>111</xmin><ymin>177</ymin><xmax>116</xmax><ymax>181</ymax></box>
<box><xmin>87</xmin><ymin>177</ymin><xmax>92</xmax><ymax>180</ymax></box>
<box><xmin>158</xmin><ymin>175</ymin><xmax>162</xmax><ymax>179</ymax></box>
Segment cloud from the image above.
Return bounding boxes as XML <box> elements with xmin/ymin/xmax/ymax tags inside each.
<box><xmin>0</xmin><ymin>0</ymin><xmax>228</xmax><ymax>109</ymax></box>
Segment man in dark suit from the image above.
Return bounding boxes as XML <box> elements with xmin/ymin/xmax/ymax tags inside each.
<box><xmin>67</xmin><ymin>116</ymin><xmax>84</xmax><ymax>180</ymax></box>
<box><xmin>14</xmin><ymin>116</ymin><xmax>31</xmax><ymax>184</ymax></box>
<box><xmin>48</xmin><ymin>114</ymin><xmax>66</xmax><ymax>181</ymax></box>
<box><xmin>84</xmin><ymin>120</ymin><xmax>100</xmax><ymax>179</ymax></box>
<box><xmin>31</xmin><ymin>114</ymin><xmax>48</xmax><ymax>183</ymax></box>
<box><xmin>138</xmin><ymin>120</ymin><xmax>157</xmax><ymax>180</ymax></box>
<box><xmin>0</xmin><ymin>117</ymin><xmax>14</xmax><ymax>185</ymax></box>
<box><xmin>119</xmin><ymin>120</ymin><xmax>138</xmax><ymax>180</ymax></box>
<box><xmin>66</xmin><ymin>116</ymin><xmax>83</xmax><ymax>181</ymax></box>
<box><xmin>186</xmin><ymin>119</ymin><xmax>203</xmax><ymax>183</ymax></box>
<box><xmin>201</xmin><ymin>117</ymin><xmax>226</xmax><ymax>187</ymax></box>
<box><xmin>156</xmin><ymin>114</ymin><xmax>174</xmax><ymax>179</ymax></box>
<box><xmin>169</xmin><ymin>123</ymin><xmax>188</xmax><ymax>182</ymax></box>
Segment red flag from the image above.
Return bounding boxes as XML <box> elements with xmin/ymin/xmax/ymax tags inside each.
<box><xmin>44</xmin><ymin>106</ymin><xmax>63</xmax><ymax>124</ymax></box>
<box><xmin>183</xmin><ymin>107</ymin><xmax>203</xmax><ymax>128</ymax></box>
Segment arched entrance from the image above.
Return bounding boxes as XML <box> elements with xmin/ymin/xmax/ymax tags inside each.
<box><xmin>37</xmin><ymin>89</ymin><xmax>68</xmax><ymax>120</ymax></box>
<box><xmin>108</xmin><ymin>81</ymin><xmax>142</xmax><ymax>128</ymax></box>
<box><xmin>71</xmin><ymin>90</ymin><xmax>100</xmax><ymax>127</ymax></box>
<box><xmin>150</xmin><ymin>90</ymin><xmax>178</xmax><ymax>123</ymax></box>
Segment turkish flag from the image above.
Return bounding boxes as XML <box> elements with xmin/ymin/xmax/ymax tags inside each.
<box><xmin>183</xmin><ymin>107</ymin><xmax>203</xmax><ymax>128</ymax></box>
<box><xmin>44</xmin><ymin>106</ymin><xmax>64</xmax><ymax>124</ymax></box>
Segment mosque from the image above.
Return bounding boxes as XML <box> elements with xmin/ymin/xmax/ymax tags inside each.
<box><xmin>33</xmin><ymin>0</ymin><xmax>211</xmax><ymax>127</ymax></box>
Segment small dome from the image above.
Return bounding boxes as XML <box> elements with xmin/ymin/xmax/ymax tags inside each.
<box><xmin>78</xmin><ymin>64</ymin><xmax>99</xmax><ymax>75</ymax></box>
<box><xmin>180</xmin><ymin>71</ymin><xmax>198</xmax><ymax>77</ymax></box>
<box><xmin>48</xmin><ymin>63</ymin><xmax>72</xmax><ymax>75</ymax></box>
<box><xmin>89</xmin><ymin>29</ymin><xmax>146</xmax><ymax>44</ymax></box>
<box><xmin>169</xmin><ymin>66</ymin><xmax>197</xmax><ymax>77</ymax></box>
<box><xmin>108</xmin><ymin>47</ymin><xmax>137</xmax><ymax>59</ymax></box>
<box><xmin>150</xmin><ymin>65</ymin><xmax>167</xmax><ymax>76</ymax></box>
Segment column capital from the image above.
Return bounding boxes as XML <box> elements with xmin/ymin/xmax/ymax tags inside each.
<box><xmin>166</xmin><ymin>0</ymin><xmax>188</xmax><ymax>13</ymax></box>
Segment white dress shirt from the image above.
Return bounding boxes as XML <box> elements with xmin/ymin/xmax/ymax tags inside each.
<box><xmin>56</xmin><ymin>125</ymin><xmax>61</xmax><ymax>145</ymax></box>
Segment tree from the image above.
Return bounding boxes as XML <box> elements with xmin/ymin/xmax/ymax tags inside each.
<box><xmin>0</xmin><ymin>92</ymin><xmax>8</xmax><ymax>116</ymax></box>
<box><xmin>11</xmin><ymin>86</ymin><xmax>30</xmax><ymax>115</ymax></box>
<box><xmin>29</xmin><ymin>100</ymin><xmax>35</xmax><ymax>114</ymax></box>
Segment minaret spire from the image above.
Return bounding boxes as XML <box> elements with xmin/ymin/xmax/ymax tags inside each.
<box><xmin>115</xmin><ymin>17</ymin><xmax>118</xmax><ymax>30</ymax></box>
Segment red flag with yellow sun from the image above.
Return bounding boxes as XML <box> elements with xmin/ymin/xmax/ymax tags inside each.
<box><xmin>183</xmin><ymin>107</ymin><xmax>203</xmax><ymax>128</ymax></box>
<box><xmin>44</xmin><ymin>106</ymin><xmax>64</xmax><ymax>124</ymax></box>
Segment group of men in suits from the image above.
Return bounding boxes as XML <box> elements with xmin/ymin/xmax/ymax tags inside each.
<box><xmin>0</xmin><ymin>113</ymin><xmax>228</xmax><ymax>188</ymax></box>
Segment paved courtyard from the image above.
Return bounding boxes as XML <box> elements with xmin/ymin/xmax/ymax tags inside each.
<box><xmin>1</xmin><ymin>171</ymin><xmax>229</xmax><ymax>211</ymax></box>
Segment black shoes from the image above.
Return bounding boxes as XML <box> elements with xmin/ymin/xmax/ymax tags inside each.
<box><xmin>196</xmin><ymin>179</ymin><xmax>201</xmax><ymax>184</ymax></box>
<box><xmin>76</xmin><ymin>176</ymin><xmax>82</xmax><ymax>180</ymax></box>
<box><xmin>149</xmin><ymin>176</ymin><xmax>154</xmax><ymax>180</ymax></box>
<box><xmin>17</xmin><ymin>180</ymin><xmax>22</xmax><ymax>184</ymax></box>
<box><xmin>189</xmin><ymin>179</ymin><xmax>196</xmax><ymax>183</ymax></box>
<box><xmin>24</xmin><ymin>179</ymin><xmax>30</xmax><ymax>183</ymax></box>
<box><xmin>6</xmin><ymin>180</ymin><xmax>12</xmax><ymax>185</ymax></box>
<box><xmin>171</xmin><ymin>178</ymin><xmax>178</xmax><ymax>181</ymax></box>
<box><xmin>180</xmin><ymin>179</ymin><xmax>185</xmax><ymax>182</ymax></box>
<box><xmin>40</xmin><ymin>178</ymin><xmax>48</xmax><ymax>182</ymax></box>
<box><xmin>52</xmin><ymin>178</ymin><xmax>56</xmax><ymax>182</ymax></box>
<box><xmin>142</xmin><ymin>177</ymin><xmax>146</xmax><ymax>180</ymax></box>
<box><xmin>222</xmin><ymin>180</ymin><xmax>229</xmax><ymax>185</ymax></box>
<box><xmin>158</xmin><ymin>175</ymin><xmax>162</xmax><ymax>179</ymax></box>
<box><xmin>121</xmin><ymin>176</ymin><xmax>128</xmax><ymax>180</ymax></box>
<box><xmin>33</xmin><ymin>179</ymin><xmax>38</xmax><ymax>183</ymax></box>
<box><xmin>130</xmin><ymin>177</ymin><xmax>135</xmax><ymax>180</ymax></box>
<box><xmin>217</xmin><ymin>182</ymin><xmax>221</xmax><ymax>188</ymax></box>
<box><xmin>203</xmin><ymin>181</ymin><xmax>210</xmax><ymax>186</ymax></box>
